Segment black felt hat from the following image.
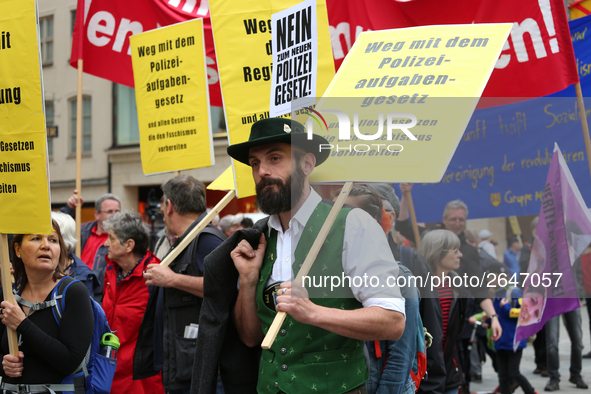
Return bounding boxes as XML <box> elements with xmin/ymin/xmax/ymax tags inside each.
<box><xmin>226</xmin><ymin>118</ymin><xmax>330</xmax><ymax>166</ymax></box>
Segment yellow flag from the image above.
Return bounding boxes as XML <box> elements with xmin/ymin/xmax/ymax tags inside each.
<box><xmin>130</xmin><ymin>19</ymin><xmax>215</xmax><ymax>175</ymax></box>
<box><xmin>0</xmin><ymin>0</ymin><xmax>51</xmax><ymax>234</ymax></box>
<box><xmin>207</xmin><ymin>166</ymin><xmax>236</xmax><ymax>191</ymax></box>
<box><xmin>210</xmin><ymin>0</ymin><xmax>334</xmax><ymax>197</ymax></box>
<box><xmin>300</xmin><ymin>24</ymin><xmax>512</xmax><ymax>184</ymax></box>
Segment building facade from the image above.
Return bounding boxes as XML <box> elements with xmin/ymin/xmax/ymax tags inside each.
<box><xmin>41</xmin><ymin>0</ymin><xmax>232</xmax><ymax>221</ymax></box>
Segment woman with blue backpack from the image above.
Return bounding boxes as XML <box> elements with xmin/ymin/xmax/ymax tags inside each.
<box><xmin>0</xmin><ymin>220</ymin><xmax>94</xmax><ymax>393</ymax></box>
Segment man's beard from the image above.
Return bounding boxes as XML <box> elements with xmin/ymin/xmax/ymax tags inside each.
<box><xmin>256</xmin><ymin>164</ymin><xmax>305</xmax><ymax>215</ymax></box>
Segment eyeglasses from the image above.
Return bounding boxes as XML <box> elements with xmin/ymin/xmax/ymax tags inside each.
<box><xmin>443</xmin><ymin>248</ymin><xmax>460</xmax><ymax>254</ymax></box>
<box><xmin>98</xmin><ymin>210</ymin><xmax>120</xmax><ymax>215</ymax></box>
<box><xmin>445</xmin><ymin>218</ymin><xmax>465</xmax><ymax>223</ymax></box>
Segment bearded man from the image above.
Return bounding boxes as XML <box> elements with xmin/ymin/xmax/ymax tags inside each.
<box><xmin>191</xmin><ymin>118</ymin><xmax>405</xmax><ymax>394</ymax></box>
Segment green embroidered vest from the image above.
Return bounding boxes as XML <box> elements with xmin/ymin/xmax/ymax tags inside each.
<box><xmin>255</xmin><ymin>201</ymin><xmax>368</xmax><ymax>394</ymax></box>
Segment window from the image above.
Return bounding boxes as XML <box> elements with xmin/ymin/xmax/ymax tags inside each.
<box><xmin>39</xmin><ymin>16</ymin><xmax>53</xmax><ymax>66</ymax></box>
<box><xmin>114</xmin><ymin>84</ymin><xmax>140</xmax><ymax>145</ymax></box>
<box><xmin>45</xmin><ymin>101</ymin><xmax>54</xmax><ymax>157</ymax></box>
<box><xmin>71</xmin><ymin>10</ymin><xmax>76</xmax><ymax>35</ymax></box>
<box><xmin>70</xmin><ymin>97</ymin><xmax>92</xmax><ymax>155</ymax></box>
<box><xmin>112</xmin><ymin>84</ymin><xmax>228</xmax><ymax>146</ymax></box>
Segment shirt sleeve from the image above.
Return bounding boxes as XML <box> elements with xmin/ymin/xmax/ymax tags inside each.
<box><xmin>343</xmin><ymin>208</ymin><xmax>405</xmax><ymax>317</ymax></box>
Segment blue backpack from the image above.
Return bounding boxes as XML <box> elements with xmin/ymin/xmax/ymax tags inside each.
<box><xmin>13</xmin><ymin>276</ymin><xmax>117</xmax><ymax>394</ymax></box>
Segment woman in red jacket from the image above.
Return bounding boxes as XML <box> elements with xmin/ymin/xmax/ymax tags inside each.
<box><xmin>102</xmin><ymin>211</ymin><xmax>165</xmax><ymax>394</ymax></box>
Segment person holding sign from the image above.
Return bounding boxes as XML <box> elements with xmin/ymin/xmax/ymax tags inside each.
<box><xmin>227</xmin><ymin>118</ymin><xmax>406</xmax><ymax>394</ymax></box>
<box><xmin>134</xmin><ymin>176</ymin><xmax>225</xmax><ymax>394</ymax></box>
<box><xmin>0</xmin><ymin>222</ymin><xmax>94</xmax><ymax>391</ymax></box>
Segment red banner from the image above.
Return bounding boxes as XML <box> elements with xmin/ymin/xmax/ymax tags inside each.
<box><xmin>70</xmin><ymin>0</ymin><xmax>221</xmax><ymax>106</ymax></box>
<box><xmin>325</xmin><ymin>0</ymin><xmax>578</xmax><ymax>98</ymax></box>
<box><xmin>71</xmin><ymin>0</ymin><xmax>578</xmax><ymax>106</ymax></box>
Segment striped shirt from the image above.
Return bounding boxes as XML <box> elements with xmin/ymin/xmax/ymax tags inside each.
<box><xmin>437</xmin><ymin>284</ymin><xmax>454</xmax><ymax>348</ymax></box>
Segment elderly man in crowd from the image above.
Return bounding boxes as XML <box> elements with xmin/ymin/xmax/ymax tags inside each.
<box><xmin>135</xmin><ymin>176</ymin><xmax>225</xmax><ymax>394</ymax></box>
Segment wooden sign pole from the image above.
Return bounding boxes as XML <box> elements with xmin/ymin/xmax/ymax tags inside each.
<box><xmin>0</xmin><ymin>234</ymin><xmax>19</xmax><ymax>356</ymax></box>
<box><xmin>75</xmin><ymin>59</ymin><xmax>83</xmax><ymax>256</ymax></box>
<box><xmin>261</xmin><ymin>181</ymin><xmax>354</xmax><ymax>350</ymax></box>
<box><xmin>575</xmin><ymin>82</ymin><xmax>591</xmax><ymax>182</ymax></box>
<box><xmin>160</xmin><ymin>190</ymin><xmax>235</xmax><ymax>267</ymax></box>
<box><xmin>403</xmin><ymin>190</ymin><xmax>422</xmax><ymax>248</ymax></box>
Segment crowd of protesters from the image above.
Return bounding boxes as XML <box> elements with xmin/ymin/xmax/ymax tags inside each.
<box><xmin>1</xmin><ymin>117</ymin><xmax>590</xmax><ymax>394</ymax></box>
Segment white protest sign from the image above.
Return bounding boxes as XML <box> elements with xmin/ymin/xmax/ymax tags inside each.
<box><xmin>270</xmin><ymin>0</ymin><xmax>318</xmax><ymax>117</ymax></box>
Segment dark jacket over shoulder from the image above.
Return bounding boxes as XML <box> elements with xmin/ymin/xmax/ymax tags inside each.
<box><xmin>134</xmin><ymin>213</ymin><xmax>225</xmax><ymax>391</ymax></box>
<box><xmin>190</xmin><ymin>222</ymin><xmax>268</xmax><ymax>394</ymax></box>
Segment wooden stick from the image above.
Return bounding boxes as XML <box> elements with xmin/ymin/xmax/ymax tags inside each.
<box><xmin>261</xmin><ymin>181</ymin><xmax>354</xmax><ymax>350</ymax></box>
<box><xmin>160</xmin><ymin>190</ymin><xmax>235</xmax><ymax>267</ymax></box>
<box><xmin>75</xmin><ymin>59</ymin><xmax>83</xmax><ymax>256</ymax></box>
<box><xmin>0</xmin><ymin>234</ymin><xmax>19</xmax><ymax>356</ymax></box>
<box><xmin>403</xmin><ymin>190</ymin><xmax>421</xmax><ymax>248</ymax></box>
<box><xmin>575</xmin><ymin>83</ymin><xmax>591</xmax><ymax>182</ymax></box>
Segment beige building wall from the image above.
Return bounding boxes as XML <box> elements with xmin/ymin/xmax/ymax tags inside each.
<box><xmin>40</xmin><ymin>0</ymin><xmax>112</xmax><ymax>207</ymax></box>
<box><xmin>107</xmin><ymin>139</ymin><xmax>232</xmax><ymax>211</ymax></box>
<box><xmin>40</xmin><ymin>0</ymin><xmax>231</xmax><ymax>211</ymax></box>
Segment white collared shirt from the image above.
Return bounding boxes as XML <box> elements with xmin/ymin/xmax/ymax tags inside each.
<box><xmin>266</xmin><ymin>188</ymin><xmax>405</xmax><ymax>316</ymax></box>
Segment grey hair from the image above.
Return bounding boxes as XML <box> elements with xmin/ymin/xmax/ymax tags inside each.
<box><xmin>95</xmin><ymin>193</ymin><xmax>121</xmax><ymax>212</ymax></box>
<box><xmin>219</xmin><ymin>214</ymin><xmax>243</xmax><ymax>232</ymax></box>
<box><xmin>51</xmin><ymin>211</ymin><xmax>78</xmax><ymax>255</ymax></box>
<box><xmin>162</xmin><ymin>175</ymin><xmax>206</xmax><ymax>215</ymax></box>
<box><xmin>443</xmin><ymin>200</ymin><xmax>468</xmax><ymax>219</ymax></box>
<box><xmin>103</xmin><ymin>211</ymin><xmax>150</xmax><ymax>257</ymax></box>
<box><xmin>219</xmin><ymin>215</ymin><xmax>235</xmax><ymax>233</ymax></box>
<box><xmin>418</xmin><ymin>229</ymin><xmax>461</xmax><ymax>273</ymax></box>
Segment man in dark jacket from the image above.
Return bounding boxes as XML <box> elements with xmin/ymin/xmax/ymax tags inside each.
<box><xmin>134</xmin><ymin>176</ymin><xmax>225</xmax><ymax>394</ymax></box>
<box><xmin>61</xmin><ymin>191</ymin><xmax>121</xmax><ymax>301</ymax></box>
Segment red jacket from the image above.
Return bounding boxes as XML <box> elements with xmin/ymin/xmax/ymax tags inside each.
<box><xmin>102</xmin><ymin>251</ymin><xmax>165</xmax><ymax>394</ymax></box>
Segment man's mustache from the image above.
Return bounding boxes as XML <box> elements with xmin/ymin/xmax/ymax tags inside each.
<box><xmin>257</xmin><ymin>177</ymin><xmax>285</xmax><ymax>189</ymax></box>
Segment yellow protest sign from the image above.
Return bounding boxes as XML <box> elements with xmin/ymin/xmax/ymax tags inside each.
<box><xmin>509</xmin><ymin>216</ymin><xmax>522</xmax><ymax>236</ymax></box>
<box><xmin>207</xmin><ymin>166</ymin><xmax>235</xmax><ymax>191</ymax></box>
<box><xmin>210</xmin><ymin>0</ymin><xmax>334</xmax><ymax>197</ymax></box>
<box><xmin>0</xmin><ymin>0</ymin><xmax>51</xmax><ymax>234</ymax></box>
<box><xmin>130</xmin><ymin>19</ymin><xmax>214</xmax><ymax>175</ymax></box>
<box><xmin>299</xmin><ymin>24</ymin><xmax>512</xmax><ymax>184</ymax></box>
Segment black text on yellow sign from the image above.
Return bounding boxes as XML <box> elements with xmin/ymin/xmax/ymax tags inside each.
<box><xmin>0</xmin><ymin>0</ymin><xmax>52</xmax><ymax>234</ymax></box>
<box><xmin>130</xmin><ymin>19</ymin><xmax>215</xmax><ymax>175</ymax></box>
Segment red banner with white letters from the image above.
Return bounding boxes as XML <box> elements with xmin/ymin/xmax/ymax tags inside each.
<box><xmin>70</xmin><ymin>0</ymin><xmax>221</xmax><ymax>106</ymax></box>
<box><xmin>71</xmin><ymin>0</ymin><xmax>578</xmax><ymax>106</ymax></box>
<box><xmin>325</xmin><ymin>0</ymin><xmax>578</xmax><ymax>98</ymax></box>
